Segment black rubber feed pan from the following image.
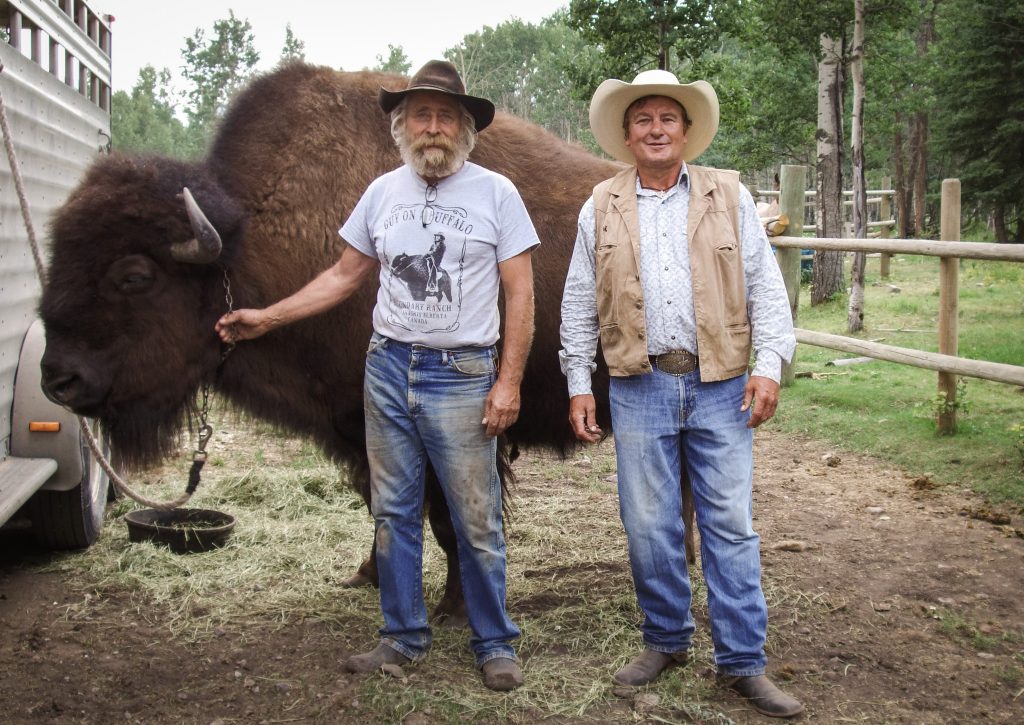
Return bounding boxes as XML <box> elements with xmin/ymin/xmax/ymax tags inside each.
<box><xmin>124</xmin><ymin>508</ymin><xmax>236</xmax><ymax>554</ymax></box>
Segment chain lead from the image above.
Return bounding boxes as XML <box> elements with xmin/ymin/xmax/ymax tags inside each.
<box><xmin>220</xmin><ymin>267</ymin><xmax>235</xmax><ymax>361</ymax></box>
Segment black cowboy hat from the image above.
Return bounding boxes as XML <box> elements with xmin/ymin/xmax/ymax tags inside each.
<box><xmin>378</xmin><ymin>59</ymin><xmax>495</xmax><ymax>132</ymax></box>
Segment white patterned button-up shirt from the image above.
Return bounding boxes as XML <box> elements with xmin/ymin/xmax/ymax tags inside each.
<box><xmin>559</xmin><ymin>164</ymin><xmax>796</xmax><ymax>397</ymax></box>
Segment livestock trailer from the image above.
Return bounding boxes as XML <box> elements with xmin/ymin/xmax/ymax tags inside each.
<box><xmin>0</xmin><ymin>0</ymin><xmax>112</xmax><ymax>547</ymax></box>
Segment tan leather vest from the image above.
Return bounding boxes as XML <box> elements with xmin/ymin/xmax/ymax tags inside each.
<box><xmin>592</xmin><ymin>165</ymin><xmax>752</xmax><ymax>382</ymax></box>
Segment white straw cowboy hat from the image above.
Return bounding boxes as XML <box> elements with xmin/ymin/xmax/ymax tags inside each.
<box><xmin>379</xmin><ymin>59</ymin><xmax>495</xmax><ymax>132</ymax></box>
<box><xmin>589</xmin><ymin>69</ymin><xmax>720</xmax><ymax>164</ymax></box>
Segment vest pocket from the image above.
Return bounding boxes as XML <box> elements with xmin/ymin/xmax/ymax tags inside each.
<box><xmin>598</xmin><ymin>322</ymin><xmax>622</xmax><ymax>352</ymax></box>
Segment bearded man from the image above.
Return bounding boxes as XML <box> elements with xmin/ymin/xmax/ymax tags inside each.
<box><xmin>216</xmin><ymin>60</ymin><xmax>539</xmax><ymax>691</ymax></box>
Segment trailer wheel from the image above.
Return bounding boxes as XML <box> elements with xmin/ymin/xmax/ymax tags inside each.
<box><xmin>28</xmin><ymin>423</ymin><xmax>110</xmax><ymax>549</ymax></box>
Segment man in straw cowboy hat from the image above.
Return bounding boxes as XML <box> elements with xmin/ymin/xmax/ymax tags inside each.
<box><xmin>559</xmin><ymin>69</ymin><xmax>801</xmax><ymax>717</ymax></box>
<box><xmin>217</xmin><ymin>60</ymin><xmax>539</xmax><ymax>691</ymax></box>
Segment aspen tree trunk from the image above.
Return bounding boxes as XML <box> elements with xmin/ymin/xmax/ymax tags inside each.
<box><xmin>911</xmin><ymin>8</ymin><xmax>935</xmax><ymax>236</ymax></box>
<box><xmin>812</xmin><ymin>33</ymin><xmax>845</xmax><ymax>305</ymax></box>
<box><xmin>847</xmin><ymin>0</ymin><xmax>868</xmax><ymax>332</ymax></box>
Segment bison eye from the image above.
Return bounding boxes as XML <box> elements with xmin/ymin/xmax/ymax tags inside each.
<box><xmin>119</xmin><ymin>271</ymin><xmax>155</xmax><ymax>294</ymax></box>
<box><xmin>103</xmin><ymin>255</ymin><xmax>158</xmax><ymax>297</ymax></box>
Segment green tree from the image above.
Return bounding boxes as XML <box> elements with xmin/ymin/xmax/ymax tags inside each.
<box><xmin>931</xmin><ymin>0</ymin><xmax>1024</xmax><ymax>242</ymax></box>
<box><xmin>111</xmin><ymin>65</ymin><xmax>191</xmax><ymax>157</ymax></box>
<box><xmin>862</xmin><ymin>15</ymin><xmax>927</xmax><ymax>238</ymax></box>
<box><xmin>181</xmin><ymin>11</ymin><xmax>260</xmax><ymax>153</ymax></box>
<box><xmin>280</xmin><ymin>23</ymin><xmax>306</xmax><ymax>64</ymax></box>
<box><xmin>374</xmin><ymin>44</ymin><xmax>412</xmax><ymax>74</ymax></box>
<box><xmin>445</xmin><ymin>13</ymin><xmax>596</xmax><ymax>146</ymax></box>
<box><xmin>692</xmin><ymin>38</ymin><xmax>817</xmax><ymax>176</ymax></box>
<box><xmin>566</xmin><ymin>0</ymin><xmax>741</xmax><ymax>99</ymax></box>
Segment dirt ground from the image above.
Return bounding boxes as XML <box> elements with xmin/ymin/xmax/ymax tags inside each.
<box><xmin>2</xmin><ymin>430</ymin><xmax>1022</xmax><ymax>724</ymax></box>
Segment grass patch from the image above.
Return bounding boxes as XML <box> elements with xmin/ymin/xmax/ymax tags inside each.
<box><xmin>934</xmin><ymin>607</ymin><xmax>1003</xmax><ymax>652</ymax></box>
<box><xmin>773</xmin><ymin>253</ymin><xmax>1024</xmax><ymax>505</ymax></box>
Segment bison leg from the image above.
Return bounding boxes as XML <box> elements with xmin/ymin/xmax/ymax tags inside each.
<box><xmin>339</xmin><ymin>457</ymin><xmax>467</xmax><ymax>627</ymax></box>
<box><xmin>425</xmin><ymin>469</ymin><xmax>468</xmax><ymax>628</ymax></box>
<box><xmin>341</xmin><ymin>460</ymin><xmax>379</xmax><ymax>588</ymax></box>
<box><xmin>682</xmin><ymin>469</ymin><xmax>697</xmax><ymax>565</ymax></box>
<box><xmin>340</xmin><ymin>547</ymin><xmax>378</xmax><ymax>588</ymax></box>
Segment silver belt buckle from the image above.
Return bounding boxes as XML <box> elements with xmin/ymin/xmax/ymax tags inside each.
<box><xmin>653</xmin><ymin>350</ymin><xmax>697</xmax><ymax>375</ymax></box>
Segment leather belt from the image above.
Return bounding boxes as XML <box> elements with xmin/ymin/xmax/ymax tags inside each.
<box><xmin>649</xmin><ymin>349</ymin><xmax>698</xmax><ymax>375</ymax></box>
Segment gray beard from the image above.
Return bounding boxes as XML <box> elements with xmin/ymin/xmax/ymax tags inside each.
<box><xmin>400</xmin><ymin>139</ymin><xmax>470</xmax><ymax>180</ymax></box>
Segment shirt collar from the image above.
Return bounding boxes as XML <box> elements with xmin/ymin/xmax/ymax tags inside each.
<box><xmin>635</xmin><ymin>163</ymin><xmax>689</xmax><ymax>198</ymax></box>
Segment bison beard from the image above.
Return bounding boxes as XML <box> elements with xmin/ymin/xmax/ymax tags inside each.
<box><xmin>39</xmin><ymin>62</ymin><xmax>695</xmax><ymax>623</ymax></box>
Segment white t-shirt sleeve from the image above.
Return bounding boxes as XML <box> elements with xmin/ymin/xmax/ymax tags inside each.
<box><xmin>496</xmin><ymin>179</ymin><xmax>541</xmax><ymax>262</ymax></box>
<box><xmin>338</xmin><ymin>181</ymin><xmax>380</xmax><ymax>259</ymax></box>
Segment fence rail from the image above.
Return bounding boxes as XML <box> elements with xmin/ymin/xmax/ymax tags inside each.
<box><xmin>774</xmin><ymin>167</ymin><xmax>1024</xmax><ymax>432</ymax></box>
<box><xmin>771</xmin><ymin>236</ymin><xmax>1024</xmax><ymax>262</ymax></box>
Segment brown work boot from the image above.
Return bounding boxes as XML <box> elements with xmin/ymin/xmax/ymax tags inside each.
<box><xmin>612</xmin><ymin>648</ymin><xmax>689</xmax><ymax>686</ymax></box>
<box><xmin>718</xmin><ymin>674</ymin><xmax>804</xmax><ymax>718</ymax></box>
<box><xmin>344</xmin><ymin>643</ymin><xmax>412</xmax><ymax>673</ymax></box>
<box><xmin>481</xmin><ymin>657</ymin><xmax>524</xmax><ymax>691</ymax></box>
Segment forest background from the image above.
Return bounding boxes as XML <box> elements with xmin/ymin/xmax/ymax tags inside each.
<box><xmin>113</xmin><ymin>0</ymin><xmax>1024</xmax><ymax>249</ymax></box>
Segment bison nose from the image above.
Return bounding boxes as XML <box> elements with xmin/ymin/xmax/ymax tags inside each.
<box><xmin>40</xmin><ymin>362</ymin><xmax>103</xmax><ymax>415</ymax></box>
<box><xmin>41</xmin><ymin>364</ymin><xmax>81</xmax><ymax>405</ymax></box>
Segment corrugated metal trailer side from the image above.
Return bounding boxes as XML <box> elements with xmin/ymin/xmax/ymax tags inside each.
<box><xmin>0</xmin><ymin>0</ymin><xmax>112</xmax><ymax>546</ymax></box>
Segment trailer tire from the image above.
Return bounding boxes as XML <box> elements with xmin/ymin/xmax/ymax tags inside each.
<box><xmin>28</xmin><ymin>425</ymin><xmax>110</xmax><ymax>549</ymax></box>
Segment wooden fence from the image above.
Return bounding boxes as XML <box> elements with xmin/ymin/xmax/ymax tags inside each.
<box><xmin>770</xmin><ymin>165</ymin><xmax>1024</xmax><ymax>433</ymax></box>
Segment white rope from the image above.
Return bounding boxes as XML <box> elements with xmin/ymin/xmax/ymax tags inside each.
<box><xmin>0</xmin><ymin>63</ymin><xmax>192</xmax><ymax>511</ymax></box>
<box><xmin>80</xmin><ymin>417</ymin><xmax>190</xmax><ymax>511</ymax></box>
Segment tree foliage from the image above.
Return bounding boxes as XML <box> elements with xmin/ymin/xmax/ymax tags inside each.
<box><xmin>693</xmin><ymin>39</ymin><xmax>816</xmax><ymax>176</ymax></box>
<box><xmin>373</xmin><ymin>44</ymin><xmax>412</xmax><ymax>75</ymax></box>
<box><xmin>930</xmin><ymin>0</ymin><xmax>1024</xmax><ymax>241</ymax></box>
<box><xmin>279</xmin><ymin>23</ymin><xmax>306</xmax><ymax>64</ymax></box>
<box><xmin>566</xmin><ymin>0</ymin><xmax>741</xmax><ymax>100</ymax></box>
<box><xmin>447</xmin><ymin>13</ymin><xmax>597</xmax><ymax>146</ymax></box>
<box><xmin>111</xmin><ymin>66</ymin><xmax>191</xmax><ymax>157</ymax></box>
<box><xmin>181</xmin><ymin>10</ymin><xmax>260</xmax><ymax>153</ymax></box>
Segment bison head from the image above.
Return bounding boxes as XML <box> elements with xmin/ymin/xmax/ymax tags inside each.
<box><xmin>39</xmin><ymin>154</ymin><xmax>246</xmax><ymax>467</ymax></box>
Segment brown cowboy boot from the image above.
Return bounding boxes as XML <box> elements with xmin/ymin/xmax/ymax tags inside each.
<box><xmin>718</xmin><ymin>674</ymin><xmax>804</xmax><ymax>718</ymax></box>
<box><xmin>613</xmin><ymin>648</ymin><xmax>689</xmax><ymax>686</ymax></box>
<box><xmin>344</xmin><ymin>643</ymin><xmax>412</xmax><ymax>673</ymax></box>
<box><xmin>481</xmin><ymin>657</ymin><xmax>524</xmax><ymax>691</ymax></box>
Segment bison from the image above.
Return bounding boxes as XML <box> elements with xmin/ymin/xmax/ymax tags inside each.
<box><xmin>40</xmin><ymin>63</ymin><xmax>706</xmax><ymax>622</ymax></box>
<box><xmin>38</xmin><ymin>62</ymin><xmax>624</xmax><ymax>620</ymax></box>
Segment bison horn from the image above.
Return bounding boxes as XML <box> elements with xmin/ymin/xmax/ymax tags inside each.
<box><xmin>171</xmin><ymin>187</ymin><xmax>223</xmax><ymax>264</ymax></box>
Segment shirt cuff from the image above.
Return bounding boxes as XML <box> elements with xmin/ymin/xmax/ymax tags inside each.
<box><xmin>565</xmin><ymin>366</ymin><xmax>593</xmax><ymax>398</ymax></box>
<box><xmin>751</xmin><ymin>350</ymin><xmax>783</xmax><ymax>383</ymax></box>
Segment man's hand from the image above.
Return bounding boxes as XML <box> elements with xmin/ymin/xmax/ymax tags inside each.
<box><xmin>741</xmin><ymin>375</ymin><xmax>780</xmax><ymax>428</ymax></box>
<box><xmin>569</xmin><ymin>394</ymin><xmax>602</xmax><ymax>443</ymax></box>
<box><xmin>215</xmin><ymin>309</ymin><xmax>274</xmax><ymax>344</ymax></box>
<box><xmin>482</xmin><ymin>377</ymin><xmax>521</xmax><ymax>438</ymax></box>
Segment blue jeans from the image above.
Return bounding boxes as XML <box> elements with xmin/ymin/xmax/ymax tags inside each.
<box><xmin>610</xmin><ymin>367</ymin><xmax>767</xmax><ymax>677</ymax></box>
<box><xmin>363</xmin><ymin>333</ymin><xmax>519</xmax><ymax>667</ymax></box>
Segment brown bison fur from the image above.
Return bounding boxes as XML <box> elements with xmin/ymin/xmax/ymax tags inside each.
<box><xmin>40</xmin><ymin>62</ymin><xmax>695</xmax><ymax>622</ymax></box>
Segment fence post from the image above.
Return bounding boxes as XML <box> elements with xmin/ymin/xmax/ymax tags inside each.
<box><xmin>937</xmin><ymin>179</ymin><xmax>961</xmax><ymax>434</ymax></box>
<box><xmin>880</xmin><ymin>175</ymin><xmax>892</xmax><ymax>278</ymax></box>
<box><xmin>777</xmin><ymin>165</ymin><xmax>806</xmax><ymax>387</ymax></box>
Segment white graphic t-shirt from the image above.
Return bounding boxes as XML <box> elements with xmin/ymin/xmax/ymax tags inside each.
<box><xmin>340</xmin><ymin>162</ymin><xmax>540</xmax><ymax>348</ymax></box>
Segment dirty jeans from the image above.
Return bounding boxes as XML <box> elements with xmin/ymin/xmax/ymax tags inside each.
<box><xmin>610</xmin><ymin>368</ymin><xmax>768</xmax><ymax>677</ymax></box>
<box><xmin>363</xmin><ymin>333</ymin><xmax>519</xmax><ymax>667</ymax></box>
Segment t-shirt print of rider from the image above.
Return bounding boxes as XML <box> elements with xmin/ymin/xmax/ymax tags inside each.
<box><xmin>381</xmin><ymin>199</ymin><xmax>469</xmax><ymax>334</ymax></box>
